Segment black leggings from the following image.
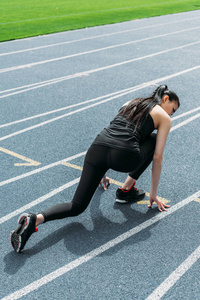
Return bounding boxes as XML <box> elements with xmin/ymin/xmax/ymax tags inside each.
<box><xmin>41</xmin><ymin>134</ymin><xmax>156</xmax><ymax>222</ymax></box>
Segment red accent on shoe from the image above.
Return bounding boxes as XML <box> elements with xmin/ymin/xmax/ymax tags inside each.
<box><xmin>35</xmin><ymin>227</ymin><xmax>38</xmax><ymax>232</ymax></box>
<box><xmin>120</xmin><ymin>182</ymin><xmax>137</xmax><ymax>193</ymax></box>
<box><xmin>133</xmin><ymin>182</ymin><xmax>138</xmax><ymax>191</ymax></box>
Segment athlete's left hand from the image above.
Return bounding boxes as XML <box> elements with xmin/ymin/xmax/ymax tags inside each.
<box><xmin>100</xmin><ymin>176</ymin><xmax>110</xmax><ymax>190</ymax></box>
<box><xmin>148</xmin><ymin>195</ymin><xmax>170</xmax><ymax>212</ymax></box>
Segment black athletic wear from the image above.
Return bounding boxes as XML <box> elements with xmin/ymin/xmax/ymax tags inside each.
<box><xmin>41</xmin><ymin>113</ymin><xmax>156</xmax><ymax>223</ymax></box>
<box><xmin>93</xmin><ymin>114</ymin><xmax>155</xmax><ymax>152</ymax></box>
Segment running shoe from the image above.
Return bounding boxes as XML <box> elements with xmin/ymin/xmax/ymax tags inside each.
<box><xmin>115</xmin><ymin>183</ymin><xmax>145</xmax><ymax>203</ymax></box>
<box><xmin>10</xmin><ymin>213</ymin><xmax>38</xmax><ymax>252</ymax></box>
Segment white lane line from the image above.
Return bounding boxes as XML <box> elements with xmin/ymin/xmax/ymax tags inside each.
<box><xmin>1</xmin><ymin>41</ymin><xmax>200</xmax><ymax>98</ymax></box>
<box><xmin>0</xmin><ymin>84</ymin><xmax>199</xmax><ymax>129</ymax></box>
<box><xmin>0</xmin><ymin>73</ymin><xmax>88</xmax><ymax>98</ymax></box>
<box><xmin>1</xmin><ymin>16</ymin><xmax>199</xmax><ymax>57</ymax></box>
<box><xmin>1</xmin><ymin>41</ymin><xmax>200</xmax><ymax>100</ymax></box>
<box><xmin>146</xmin><ymin>245</ymin><xmax>200</xmax><ymax>300</ymax></box>
<box><xmin>1</xmin><ymin>190</ymin><xmax>199</xmax><ymax>300</ymax></box>
<box><xmin>170</xmin><ymin>113</ymin><xmax>200</xmax><ymax>132</ymax></box>
<box><xmin>0</xmin><ymin>85</ymin><xmax>148</xmax><ymax>141</ymax></box>
<box><xmin>0</xmin><ymin>151</ymin><xmax>86</xmax><ymax>187</ymax></box>
<box><xmin>0</xmin><ymin>178</ymin><xmax>80</xmax><ymax>225</ymax></box>
<box><xmin>0</xmin><ymin>113</ymin><xmax>199</xmax><ymax>221</ymax></box>
<box><xmin>0</xmin><ymin>0</ymin><xmax>193</xmax><ymax>26</ymax></box>
<box><xmin>0</xmin><ymin>87</ymin><xmax>135</xmax><ymax>128</ymax></box>
<box><xmin>1</xmin><ymin>26</ymin><xmax>200</xmax><ymax>74</ymax></box>
<box><xmin>0</xmin><ymin>68</ymin><xmax>199</xmax><ymax>188</ymax></box>
<box><xmin>171</xmin><ymin>106</ymin><xmax>200</xmax><ymax>121</ymax></box>
<box><xmin>1</xmin><ymin>65</ymin><xmax>200</xmax><ymax>141</ymax></box>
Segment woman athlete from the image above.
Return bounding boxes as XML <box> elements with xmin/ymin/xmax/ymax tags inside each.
<box><xmin>10</xmin><ymin>84</ymin><xmax>180</xmax><ymax>252</ymax></box>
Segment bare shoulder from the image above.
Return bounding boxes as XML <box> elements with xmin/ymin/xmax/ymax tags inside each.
<box><xmin>150</xmin><ymin>105</ymin><xmax>171</xmax><ymax>129</ymax></box>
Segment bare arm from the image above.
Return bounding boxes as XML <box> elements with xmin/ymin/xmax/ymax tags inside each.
<box><xmin>149</xmin><ymin>111</ymin><xmax>171</xmax><ymax>211</ymax></box>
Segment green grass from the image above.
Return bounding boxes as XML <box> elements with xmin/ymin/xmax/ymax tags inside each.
<box><xmin>0</xmin><ymin>0</ymin><xmax>199</xmax><ymax>42</ymax></box>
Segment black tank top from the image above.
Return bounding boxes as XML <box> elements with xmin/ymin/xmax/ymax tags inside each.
<box><xmin>93</xmin><ymin>114</ymin><xmax>155</xmax><ymax>152</ymax></box>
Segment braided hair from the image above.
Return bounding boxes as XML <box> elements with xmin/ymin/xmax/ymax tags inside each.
<box><xmin>117</xmin><ymin>85</ymin><xmax>180</xmax><ymax>130</ymax></box>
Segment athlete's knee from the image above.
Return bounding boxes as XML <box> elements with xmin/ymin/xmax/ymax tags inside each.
<box><xmin>70</xmin><ymin>201</ymin><xmax>86</xmax><ymax>216</ymax></box>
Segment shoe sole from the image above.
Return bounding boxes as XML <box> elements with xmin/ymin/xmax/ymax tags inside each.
<box><xmin>115</xmin><ymin>193</ymin><xmax>145</xmax><ymax>204</ymax></box>
<box><xmin>115</xmin><ymin>198</ymin><xmax>128</xmax><ymax>203</ymax></box>
<box><xmin>10</xmin><ymin>230</ymin><xmax>22</xmax><ymax>253</ymax></box>
<box><xmin>10</xmin><ymin>214</ymin><xmax>31</xmax><ymax>253</ymax></box>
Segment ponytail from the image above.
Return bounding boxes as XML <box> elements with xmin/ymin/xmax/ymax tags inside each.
<box><xmin>117</xmin><ymin>84</ymin><xmax>179</xmax><ymax>130</ymax></box>
<box><xmin>151</xmin><ymin>84</ymin><xmax>168</xmax><ymax>102</ymax></box>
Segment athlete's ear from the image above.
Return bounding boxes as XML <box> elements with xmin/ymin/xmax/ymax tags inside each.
<box><xmin>161</xmin><ymin>95</ymin><xmax>169</xmax><ymax>103</ymax></box>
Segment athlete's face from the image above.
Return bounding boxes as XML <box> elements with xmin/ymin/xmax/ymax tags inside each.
<box><xmin>160</xmin><ymin>96</ymin><xmax>178</xmax><ymax>117</ymax></box>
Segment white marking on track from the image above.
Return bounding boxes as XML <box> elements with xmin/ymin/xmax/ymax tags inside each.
<box><xmin>0</xmin><ymin>88</ymin><xmax>199</xmax><ymax>129</ymax></box>
<box><xmin>0</xmin><ymin>151</ymin><xmax>86</xmax><ymax>187</ymax></box>
<box><xmin>1</xmin><ymin>16</ymin><xmax>200</xmax><ymax>56</ymax></box>
<box><xmin>0</xmin><ymin>67</ymin><xmax>199</xmax><ymax>189</ymax></box>
<box><xmin>0</xmin><ymin>65</ymin><xmax>200</xmax><ymax>141</ymax></box>
<box><xmin>0</xmin><ymin>87</ymin><xmax>146</xmax><ymax>141</ymax></box>
<box><xmin>146</xmin><ymin>245</ymin><xmax>200</xmax><ymax>300</ymax></box>
<box><xmin>1</xmin><ymin>26</ymin><xmax>200</xmax><ymax>73</ymax></box>
<box><xmin>0</xmin><ymin>87</ymin><xmax>136</xmax><ymax>128</ymax></box>
<box><xmin>1</xmin><ymin>191</ymin><xmax>199</xmax><ymax>300</ymax></box>
<box><xmin>171</xmin><ymin>107</ymin><xmax>200</xmax><ymax>121</ymax></box>
<box><xmin>0</xmin><ymin>73</ymin><xmax>86</xmax><ymax>97</ymax></box>
<box><xmin>170</xmin><ymin>113</ymin><xmax>200</xmax><ymax>132</ymax></box>
<box><xmin>1</xmin><ymin>42</ymin><xmax>200</xmax><ymax>99</ymax></box>
<box><xmin>0</xmin><ymin>17</ymin><xmax>199</xmax><ymax>57</ymax></box>
<box><xmin>0</xmin><ymin>178</ymin><xmax>80</xmax><ymax>224</ymax></box>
